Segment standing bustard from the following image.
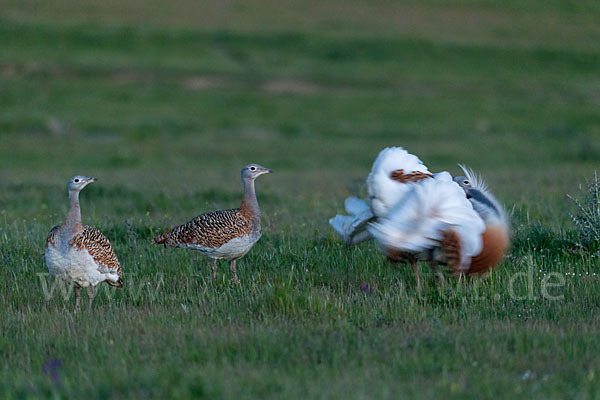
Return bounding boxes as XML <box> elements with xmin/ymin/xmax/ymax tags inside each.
<box><xmin>152</xmin><ymin>164</ymin><xmax>272</xmax><ymax>281</ymax></box>
<box><xmin>45</xmin><ymin>176</ymin><xmax>123</xmax><ymax>310</ymax></box>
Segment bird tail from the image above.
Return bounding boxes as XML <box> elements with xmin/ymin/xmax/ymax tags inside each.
<box><xmin>366</xmin><ymin>147</ymin><xmax>432</xmax><ymax>217</ymax></box>
<box><xmin>329</xmin><ymin>197</ymin><xmax>375</xmax><ymax>245</ymax></box>
<box><xmin>369</xmin><ymin>147</ymin><xmax>430</xmax><ymax>179</ymax></box>
<box><xmin>107</xmin><ymin>276</ymin><xmax>124</xmax><ymax>288</ymax></box>
<box><xmin>152</xmin><ymin>232</ymin><xmax>169</xmax><ymax>245</ymax></box>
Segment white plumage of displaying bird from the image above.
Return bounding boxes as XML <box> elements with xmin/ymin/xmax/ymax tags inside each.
<box><xmin>152</xmin><ymin>164</ymin><xmax>271</xmax><ymax>282</ymax></box>
<box><xmin>368</xmin><ymin>171</ymin><xmax>486</xmax><ymax>287</ymax></box>
<box><xmin>329</xmin><ymin>147</ymin><xmax>433</xmax><ymax>245</ymax></box>
<box><xmin>366</xmin><ymin>146</ymin><xmax>433</xmax><ymax>217</ymax></box>
<box><xmin>329</xmin><ymin>147</ymin><xmax>509</xmax><ymax>288</ymax></box>
<box><xmin>45</xmin><ymin>176</ymin><xmax>123</xmax><ymax>310</ymax></box>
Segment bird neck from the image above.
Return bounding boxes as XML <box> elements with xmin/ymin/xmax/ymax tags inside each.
<box><xmin>467</xmin><ymin>188</ymin><xmax>507</xmax><ymax>228</ymax></box>
<box><xmin>240</xmin><ymin>177</ymin><xmax>260</xmax><ymax>221</ymax></box>
<box><xmin>64</xmin><ymin>190</ymin><xmax>83</xmax><ymax>235</ymax></box>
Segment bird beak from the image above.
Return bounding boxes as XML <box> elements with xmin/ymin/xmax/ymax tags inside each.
<box><xmin>89</xmin><ymin>177</ymin><xmax>97</xmax><ymax>183</ymax></box>
<box><xmin>265</xmin><ymin>168</ymin><xmax>272</xmax><ymax>174</ymax></box>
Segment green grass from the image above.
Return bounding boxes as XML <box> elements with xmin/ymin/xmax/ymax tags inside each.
<box><xmin>1</xmin><ymin>0</ymin><xmax>600</xmax><ymax>398</ymax></box>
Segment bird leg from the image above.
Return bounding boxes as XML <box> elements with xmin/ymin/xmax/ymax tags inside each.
<box><xmin>429</xmin><ymin>261</ymin><xmax>446</xmax><ymax>287</ymax></box>
<box><xmin>88</xmin><ymin>285</ymin><xmax>97</xmax><ymax>311</ymax></box>
<box><xmin>230</xmin><ymin>259</ymin><xmax>239</xmax><ymax>283</ymax></box>
<box><xmin>411</xmin><ymin>258</ymin><xmax>421</xmax><ymax>291</ymax></box>
<box><xmin>210</xmin><ymin>258</ymin><xmax>217</xmax><ymax>280</ymax></box>
<box><xmin>74</xmin><ymin>285</ymin><xmax>81</xmax><ymax>310</ymax></box>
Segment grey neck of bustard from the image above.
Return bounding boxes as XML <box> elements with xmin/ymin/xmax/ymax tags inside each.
<box><xmin>241</xmin><ymin>176</ymin><xmax>261</xmax><ymax>220</ymax></box>
<box><xmin>65</xmin><ymin>190</ymin><xmax>84</xmax><ymax>234</ymax></box>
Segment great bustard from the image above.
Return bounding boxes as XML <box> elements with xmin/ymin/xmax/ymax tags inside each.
<box><xmin>152</xmin><ymin>164</ymin><xmax>272</xmax><ymax>281</ymax></box>
<box><xmin>45</xmin><ymin>176</ymin><xmax>123</xmax><ymax>310</ymax></box>
<box><xmin>368</xmin><ymin>171</ymin><xmax>486</xmax><ymax>288</ymax></box>
<box><xmin>330</xmin><ymin>147</ymin><xmax>509</xmax><ymax>289</ymax></box>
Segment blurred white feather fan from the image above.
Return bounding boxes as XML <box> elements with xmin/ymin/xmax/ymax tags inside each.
<box><xmin>329</xmin><ymin>147</ymin><xmax>432</xmax><ymax>245</ymax></box>
<box><xmin>366</xmin><ymin>147</ymin><xmax>432</xmax><ymax>217</ymax></box>
<box><xmin>368</xmin><ymin>172</ymin><xmax>485</xmax><ymax>271</ymax></box>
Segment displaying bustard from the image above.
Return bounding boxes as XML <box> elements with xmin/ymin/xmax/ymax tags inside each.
<box><xmin>45</xmin><ymin>176</ymin><xmax>123</xmax><ymax>310</ymax></box>
<box><xmin>152</xmin><ymin>164</ymin><xmax>272</xmax><ymax>281</ymax></box>
<box><xmin>368</xmin><ymin>171</ymin><xmax>486</xmax><ymax>288</ymax></box>
<box><xmin>330</xmin><ymin>147</ymin><xmax>509</xmax><ymax>289</ymax></box>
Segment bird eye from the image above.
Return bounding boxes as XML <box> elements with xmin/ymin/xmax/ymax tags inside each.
<box><xmin>250</xmin><ymin>166</ymin><xmax>256</xmax><ymax>171</ymax></box>
<box><xmin>463</xmin><ymin>180</ymin><xmax>469</xmax><ymax>185</ymax></box>
<box><xmin>74</xmin><ymin>179</ymin><xmax>80</xmax><ymax>183</ymax></box>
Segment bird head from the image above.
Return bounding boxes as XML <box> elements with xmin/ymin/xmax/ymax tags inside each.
<box><xmin>454</xmin><ymin>166</ymin><xmax>507</xmax><ymax>226</ymax></box>
<box><xmin>67</xmin><ymin>176</ymin><xmax>97</xmax><ymax>192</ymax></box>
<box><xmin>453</xmin><ymin>175</ymin><xmax>473</xmax><ymax>197</ymax></box>
<box><xmin>241</xmin><ymin>164</ymin><xmax>272</xmax><ymax>181</ymax></box>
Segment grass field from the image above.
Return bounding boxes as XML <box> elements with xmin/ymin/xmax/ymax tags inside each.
<box><xmin>1</xmin><ymin>0</ymin><xmax>600</xmax><ymax>398</ymax></box>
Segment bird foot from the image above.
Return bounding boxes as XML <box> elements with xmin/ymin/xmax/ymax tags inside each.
<box><xmin>435</xmin><ymin>272</ymin><xmax>446</xmax><ymax>288</ymax></box>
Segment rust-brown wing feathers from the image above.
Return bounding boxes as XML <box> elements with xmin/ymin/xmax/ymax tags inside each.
<box><xmin>390</xmin><ymin>169</ymin><xmax>433</xmax><ymax>183</ymax></box>
<box><xmin>152</xmin><ymin>208</ymin><xmax>252</xmax><ymax>249</ymax></box>
<box><xmin>69</xmin><ymin>226</ymin><xmax>123</xmax><ymax>287</ymax></box>
<box><xmin>46</xmin><ymin>225</ymin><xmax>60</xmax><ymax>248</ymax></box>
<box><xmin>441</xmin><ymin>230</ymin><xmax>462</xmax><ymax>271</ymax></box>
